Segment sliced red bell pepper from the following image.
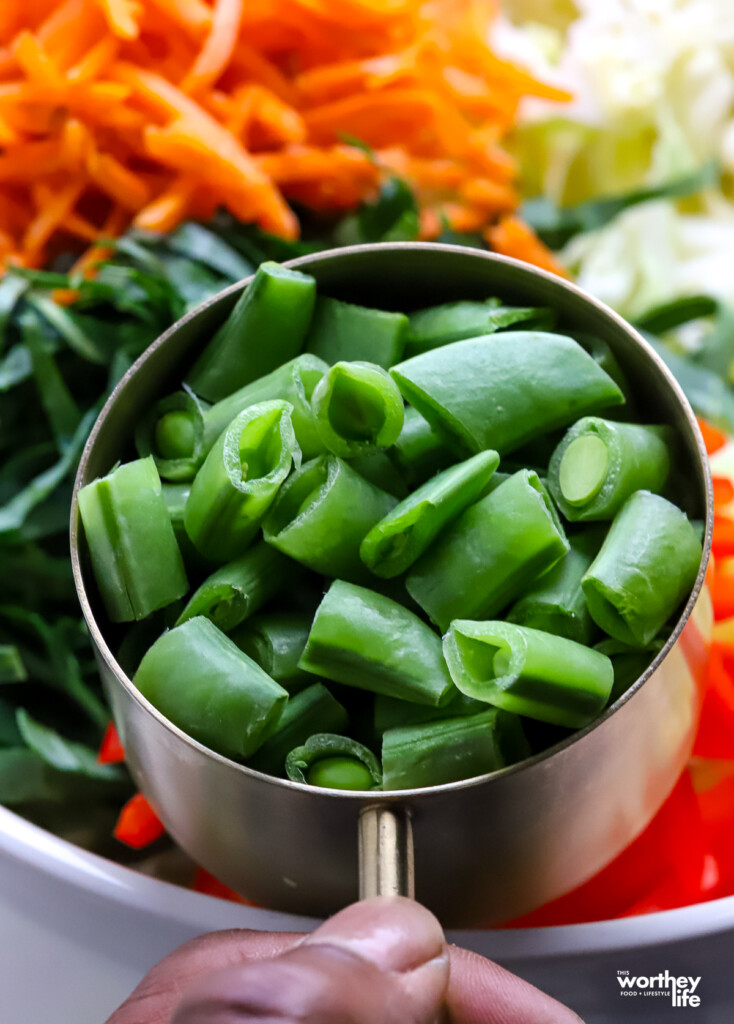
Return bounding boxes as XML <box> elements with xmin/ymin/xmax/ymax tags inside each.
<box><xmin>97</xmin><ymin>721</ymin><xmax>125</xmax><ymax>764</ymax></box>
<box><xmin>193</xmin><ymin>867</ymin><xmax>258</xmax><ymax>905</ymax></box>
<box><xmin>713</xmin><ymin>476</ymin><xmax>734</xmax><ymax>508</ymax></box>
<box><xmin>114</xmin><ymin>793</ymin><xmax>166</xmax><ymax>849</ymax></box>
<box><xmin>698</xmin><ymin>418</ymin><xmax>728</xmax><ymax>456</ymax></box>
<box><xmin>692</xmin><ymin>648</ymin><xmax>734</xmax><ymax>759</ymax></box>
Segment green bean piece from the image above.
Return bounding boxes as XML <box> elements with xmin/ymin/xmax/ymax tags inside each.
<box><xmin>391</xmin><ymin>332</ymin><xmax>624</xmax><ymax>455</ymax></box>
<box><xmin>305</xmin><ymin>295</ymin><xmax>408</xmax><ymax>369</ymax></box>
<box><xmin>548</xmin><ymin>417</ymin><xmax>673</xmax><ymax>521</ymax></box>
<box><xmin>230</xmin><ymin>611</ymin><xmax>313</xmax><ymax>692</ymax></box>
<box><xmin>175</xmin><ymin>542</ymin><xmax>296</xmax><ymax>633</ymax></box>
<box><xmin>0</xmin><ymin>645</ymin><xmax>26</xmax><ymax>683</ymax></box>
<box><xmin>349</xmin><ymin>449</ymin><xmax>409</xmax><ymax>498</ymax></box>
<box><xmin>582</xmin><ymin>490</ymin><xmax>702</xmax><ymax>647</ymax></box>
<box><xmin>187</xmin><ymin>262</ymin><xmax>316</xmax><ymax>402</ymax></box>
<box><xmin>596</xmin><ymin>638</ymin><xmax>662</xmax><ymax>704</ymax></box>
<box><xmin>263</xmin><ymin>455</ymin><xmax>397</xmax><ymax>583</ymax></box>
<box><xmin>570</xmin><ymin>332</ymin><xmax>630</xmax><ymax>396</ymax></box>
<box><xmin>406</xmin><ymin>470</ymin><xmax>569</xmax><ymax>631</ymax></box>
<box><xmin>162</xmin><ymin>482</ymin><xmax>214</xmax><ymax>574</ymax></box>
<box><xmin>134</xmin><ymin>616</ymin><xmax>288</xmax><ymax>759</ymax></box>
<box><xmin>444</xmin><ymin>620</ymin><xmax>614</xmax><ymax>729</ymax></box>
<box><xmin>381</xmin><ymin>709</ymin><xmax>523</xmax><ymax>790</ymax></box>
<box><xmin>203</xmin><ymin>354</ymin><xmax>329</xmax><ymax>460</ymax></box>
<box><xmin>248</xmin><ymin>683</ymin><xmax>349</xmax><ymax>776</ymax></box>
<box><xmin>135</xmin><ymin>388</ymin><xmax>215</xmax><ymax>482</ymax></box>
<box><xmin>310</xmin><ymin>360</ymin><xmax>404</xmax><ymax>458</ymax></box>
<box><xmin>507</xmin><ymin>529</ymin><xmax>602</xmax><ymax>644</ymax></box>
<box><xmin>299</xmin><ymin>580</ymin><xmax>455</xmax><ymax>706</ymax></box>
<box><xmin>387</xmin><ymin>406</ymin><xmax>453</xmax><ymax>487</ymax></box>
<box><xmin>185</xmin><ymin>400</ymin><xmax>300</xmax><ymax>562</ymax></box>
<box><xmin>374</xmin><ymin>690</ymin><xmax>484</xmax><ymax>735</ymax></box>
<box><xmin>404</xmin><ymin>299</ymin><xmax>550</xmax><ymax>357</ymax></box>
<box><xmin>78</xmin><ymin>456</ymin><xmax>188</xmax><ymax>622</ymax></box>
<box><xmin>286</xmin><ymin>733</ymin><xmax>382</xmax><ymax>790</ymax></box>
<box><xmin>360</xmin><ymin>449</ymin><xmax>499</xmax><ymax>578</ymax></box>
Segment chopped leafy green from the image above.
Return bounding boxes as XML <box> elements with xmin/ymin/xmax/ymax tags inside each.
<box><xmin>16</xmin><ymin>709</ymin><xmax>125</xmax><ymax>782</ymax></box>
<box><xmin>522</xmin><ymin>161</ymin><xmax>719</xmax><ymax>250</ymax></box>
<box><xmin>0</xmin><ymin>646</ymin><xmax>26</xmax><ymax>684</ymax></box>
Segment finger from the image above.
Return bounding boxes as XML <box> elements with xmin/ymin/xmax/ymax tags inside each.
<box><xmin>105</xmin><ymin>929</ymin><xmax>302</xmax><ymax>1024</ymax></box>
<box><xmin>172</xmin><ymin>896</ymin><xmax>449</xmax><ymax>1024</ymax></box>
<box><xmin>447</xmin><ymin>946</ymin><xmax>585</xmax><ymax>1024</ymax></box>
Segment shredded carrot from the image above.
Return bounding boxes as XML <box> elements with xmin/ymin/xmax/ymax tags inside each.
<box><xmin>485</xmin><ymin>215</ymin><xmax>570</xmax><ymax>279</ymax></box>
<box><xmin>182</xmin><ymin>0</ymin><xmax>244</xmax><ymax>95</ymax></box>
<box><xmin>0</xmin><ymin>0</ymin><xmax>567</xmax><ymax>271</ymax></box>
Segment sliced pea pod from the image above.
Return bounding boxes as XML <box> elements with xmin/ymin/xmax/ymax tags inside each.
<box><xmin>390</xmin><ymin>332</ymin><xmax>624</xmax><ymax>455</ymax></box>
<box><xmin>360</xmin><ymin>449</ymin><xmax>499</xmax><ymax>578</ymax></box>
<box><xmin>311</xmin><ymin>360</ymin><xmax>404</xmax><ymax>458</ymax></box>
<box><xmin>134</xmin><ymin>616</ymin><xmax>288</xmax><ymax>760</ymax></box>
<box><xmin>135</xmin><ymin>388</ymin><xmax>214</xmax><ymax>482</ymax></box>
<box><xmin>507</xmin><ymin>529</ymin><xmax>602</xmax><ymax>645</ymax></box>
<box><xmin>299</xmin><ymin>580</ymin><xmax>455</xmax><ymax>706</ymax></box>
<box><xmin>381</xmin><ymin>709</ymin><xmax>528</xmax><ymax>790</ymax></box>
<box><xmin>444</xmin><ymin>620</ymin><xmax>614</xmax><ymax>729</ymax></box>
<box><xmin>582</xmin><ymin>490</ymin><xmax>702</xmax><ymax>647</ymax></box>
<box><xmin>185</xmin><ymin>400</ymin><xmax>300</xmax><ymax>562</ymax></box>
<box><xmin>175</xmin><ymin>542</ymin><xmax>297</xmax><ymax>633</ymax></box>
<box><xmin>203</xmin><ymin>354</ymin><xmax>328</xmax><ymax>460</ymax></box>
<box><xmin>188</xmin><ymin>262</ymin><xmax>316</xmax><ymax>402</ymax></box>
<box><xmin>263</xmin><ymin>455</ymin><xmax>397</xmax><ymax>583</ymax></box>
<box><xmin>286</xmin><ymin>733</ymin><xmax>382</xmax><ymax>790</ymax></box>
<box><xmin>548</xmin><ymin>417</ymin><xmax>673</xmax><ymax>521</ymax></box>
<box><xmin>248</xmin><ymin>684</ymin><xmax>349</xmax><ymax>776</ymax></box>
<box><xmin>387</xmin><ymin>405</ymin><xmax>454</xmax><ymax>488</ymax></box>
<box><xmin>404</xmin><ymin>299</ymin><xmax>551</xmax><ymax>357</ymax></box>
<box><xmin>406</xmin><ymin>470</ymin><xmax>569</xmax><ymax>632</ymax></box>
<box><xmin>305</xmin><ymin>295</ymin><xmax>408</xmax><ymax>369</ymax></box>
<box><xmin>78</xmin><ymin>456</ymin><xmax>188</xmax><ymax>622</ymax></box>
<box><xmin>230</xmin><ymin>611</ymin><xmax>313</xmax><ymax>693</ymax></box>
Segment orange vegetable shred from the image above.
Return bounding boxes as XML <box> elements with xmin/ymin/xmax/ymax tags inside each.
<box><xmin>0</xmin><ymin>0</ymin><xmax>569</xmax><ymax>270</ymax></box>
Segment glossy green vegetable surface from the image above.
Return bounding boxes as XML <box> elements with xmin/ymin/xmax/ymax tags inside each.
<box><xmin>263</xmin><ymin>455</ymin><xmax>396</xmax><ymax>582</ymax></box>
<box><xmin>406</xmin><ymin>470</ymin><xmax>569</xmax><ymax>631</ymax></box>
<box><xmin>175</xmin><ymin>542</ymin><xmax>295</xmax><ymax>633</ymax></box>
<box><xmin>230</xmin><ymin>612</ymin><xmax>313</xmax><ymax>692</ymax></box>
<box><xmin>310</xmin><ymin>360</ymin><xmax>404</xmax><ymax>458</ymax></box>
<box><xmin>305</xmin><ymin>295</ymin><xmax>408</xmax><ymax>369</ymax></box>
<box><xmin>285</xmin><ymin>732</ymin><xmax>382</xmax><ymax>789</ymax></box>
<box><xmin>582</xmin><ymin>491</ymin><xmax>703</xmax><ymax>647</ymax></box>
<box><xmin>381</xmin><ymin>709</ymin><xmax>526</xmax><ymax>790</ymax></box>
<box><xmin>134</xmin><ymin>616</ymin><xmax>288</xmax><ymax>760</ymax></box>
<box><xmin>444</xmin><ymin>620</ymin><xmax>614</xmax><ymax>728</ymax></box>
<box><xmin>548</xmin><ymin>417</ymin><xmax>673</xmax><ymax>521</ymax></box>
<box><xmin>185</xmin><ymin>400</ymin><xmax>300</xmax><ymax>562</ymax></box>
<box><xmin>300</xmin><ymin>580</ymin><xmax>455</xmax><ymax>706</ymax></box>
<box><xmin>248</xmin><ymin>684</ymin><xmax>348</xmax><ymax>776</ymax></box>
<box><xmin>188</xmin><ymin>262</ymin><xmax>316</xmax><ymax>402</ymax></box>
<box><xmin>78</xmin><ymin>457</ymin><xmax>188</xmax><ymax>622</ymax></box>
<box><xmin>391</xmin><ymin>332</ymin><xmax>624</xmax><ymax>455</ymax></box>
<box><xmin>360</xmin><ymin>449</ymin><xmax>499</xmax><ymax>578</ymax></box>
<box><xmin>507</xmin><ymin>529</ymin><xmax>601</xmax><ymax>644</ymax></box>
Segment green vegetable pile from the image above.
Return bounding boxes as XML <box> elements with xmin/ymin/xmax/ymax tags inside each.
<box><xmin>78</xmin><ymin>255</ymin><xmax>703</xmax><ymax>792</ymax></box>
<box><xmin>0</xmin><ymin>169</ymin><xmax>720</xmax><ymax>834</ymax></box>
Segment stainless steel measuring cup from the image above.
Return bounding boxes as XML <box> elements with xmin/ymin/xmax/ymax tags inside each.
<box><xmin>71</xmin><ymin>243</ymin><xmax>713</xmax><ymax>927</ymax></box>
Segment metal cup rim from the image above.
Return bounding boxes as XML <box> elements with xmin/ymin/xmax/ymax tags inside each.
<box><xmin>70</xmin><ymin>240</ymin><xmax>714</xmax><ymax>800</ymax></box>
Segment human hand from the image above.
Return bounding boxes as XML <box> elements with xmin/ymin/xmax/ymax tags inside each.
<box><xmin>107</xmin><ymin>896</ymin><xmax>583</xmax><ymax>1023</ymax></box>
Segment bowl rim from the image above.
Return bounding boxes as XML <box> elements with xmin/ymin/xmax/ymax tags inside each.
<box><xmin>2</xmin><ymin>802</ymin><xmax>733</xmax><ymax>958</ymax></box>
<box><xmin>70</xmin><ymin>240</ymin><xmax>714</xmax><ymax>800</ymax></box>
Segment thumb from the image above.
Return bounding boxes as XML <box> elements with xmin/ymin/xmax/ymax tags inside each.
<box><xmin>172</xmin><ymin>896</ymin><xmax>449</xmax><ymax>1024</ymax></box>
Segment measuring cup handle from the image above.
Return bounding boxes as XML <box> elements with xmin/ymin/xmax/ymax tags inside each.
<box><xmin>358</xmin><ymin>804</ymin><xmax>415</xmax><ymax>899</ymax></box>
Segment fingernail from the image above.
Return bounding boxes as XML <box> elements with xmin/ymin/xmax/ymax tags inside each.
<box><xmin>302</xmin><ymin>896</ymin><xmax>446</xmax><ymax>974</ymax></box>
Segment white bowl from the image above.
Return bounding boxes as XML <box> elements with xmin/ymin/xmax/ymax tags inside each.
<box><xmin>2</xmin><ymin>805</ymin><xmax>733</xmax><ymax>1022</ymax></box>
